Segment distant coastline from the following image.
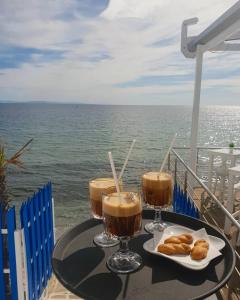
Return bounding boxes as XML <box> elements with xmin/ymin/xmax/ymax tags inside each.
<box><xmin>1</xmin><ymin>101</ymin><xmax>240</xmax><ymax>107</ymax></box>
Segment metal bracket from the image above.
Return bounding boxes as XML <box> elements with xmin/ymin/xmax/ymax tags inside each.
<box><xmin>181</xmin><ymin>18</ymin><xmax>199</xmax><ymax>58</ymax></box>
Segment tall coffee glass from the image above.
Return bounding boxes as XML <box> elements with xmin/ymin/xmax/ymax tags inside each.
<box><xmin>103</xmin><ymin>191</ymin><xmax>142</xmax><ymax>274</ymax></box>
<box><xmin>142</xmin><ymin>171</ymin><xmax>173</xmax><ymax>233</ymax></box>
<box><xmin>89</xmin><ymin>178</ymin><xmax>122</xmax><ymax>247</ymax></box>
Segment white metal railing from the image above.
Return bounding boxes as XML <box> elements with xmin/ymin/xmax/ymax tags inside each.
<box><xmin>169</xmin><ymin>148</ymin><xmax>240</xmax><ymax>299</ymax></box>
<box><xmin>171</xmin><ymin>149</ymin><xmax>240</xmax><ymax>231</ymax></box>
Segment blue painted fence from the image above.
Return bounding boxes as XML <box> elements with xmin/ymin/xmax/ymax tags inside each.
<box><xmin>20</xmin><ymin>182</ymin><xmax>54</xmax><ymax>300</ymax></box>
<box><xmin>0</xmin><ymin>182</ymin><xmax>54</xmax><ymax>300</ymax></box>
<box><xmin>173</xmin><ymin>183</ymin><xmax>200</xmax><ymax>219</ymax></box>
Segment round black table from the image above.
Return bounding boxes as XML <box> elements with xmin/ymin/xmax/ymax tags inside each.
<box><xmin>52</xmin><ymin>210</ymin><xmax>235</xmax><ymax>300</ymax></box>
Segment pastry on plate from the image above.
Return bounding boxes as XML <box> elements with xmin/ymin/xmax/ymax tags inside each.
<box><xmin>164</xmin><ymin>233</ymin><xmax>193</xmax><ymax>245</ymax></box>
<box><xmin>157</xmin><ymin>243</ymin><xmax>191</xmax><ymax>255</ymax></box>
<box><xmin>191</xmin><ymin>239</ymin><xmax>209</xmax><ymax>260</ymax></box>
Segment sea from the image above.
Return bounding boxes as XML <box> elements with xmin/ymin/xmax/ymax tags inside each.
<box><xmin>0</xmin><ymin>103</ymin><xmax>240</xmax><ymax>230</ymax></box>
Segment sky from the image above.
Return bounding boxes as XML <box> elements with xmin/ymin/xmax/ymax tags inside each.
<box><xmin>0</xmin><ymin>0</ymin><xmax>239</xmax><ymax>105</ymax></box>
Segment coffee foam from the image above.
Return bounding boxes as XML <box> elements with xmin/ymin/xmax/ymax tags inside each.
<box><xmin>89</xmin><ymin>178</ymin><xmax>116</xmax><ymax>202</ymax></box>
<box><xmin>103</xmin><ymin>192</ymin><xmax>142</xmax><ymax>217</ymax></box>
<box><xmin>142</xmin><ymin>172</ymin><xmax>172</xmax><ymax>189</ymax></box>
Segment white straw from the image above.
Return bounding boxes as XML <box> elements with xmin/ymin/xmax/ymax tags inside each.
<box><xmin>108</xmin><ymin>152</ymin><xmax>121</xmax><ymax>196</ymax></box>
<box><xmin>118</xmin><ymin>139</ymin><xmax>136</xmax><ymax>180</ymax></box>
<box><xmin>159</xmin><ymin>133</ymin><xmax>177</xmax><ymax>173</ymax></box>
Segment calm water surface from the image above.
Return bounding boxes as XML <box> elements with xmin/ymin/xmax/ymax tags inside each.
<box><xmin>0</xmin><ymin>103</ymin><xmax>240</xmax><ymax>229</ymax></box>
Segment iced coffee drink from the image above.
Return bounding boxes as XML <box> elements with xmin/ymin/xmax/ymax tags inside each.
<box><xmin>142</xmin><ymin>171</ymin><xmax>173</xmax><ymax>233</ymax></box>
<box><xmin>142</xmin><ymin>172</ymin><xmax>172</xmax><ymax>208</ymax></box>
<box><xmin>103</xmin><ymin>192</ymin><xmax>142</xmax><ymax>237</ymax></box>
<box><xmin>89</xmin><ymin>178</ymin><xmax>122</xmax><ymax>247</ymax></box>
<box><xmin>89</xmin><ymin>178</ymin><xmax>122</xmax><ymax>219</ymax></box>
<box><xmin>103</xmin><ymin>191</ymin><xmax>142</xmax><ymax>273</ymax></box>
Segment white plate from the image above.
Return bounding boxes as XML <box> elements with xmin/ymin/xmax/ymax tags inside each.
<box><xmin>143</xmin><ymin>225</ymin><xmax>225</xmax><ymax>270</ymax></box>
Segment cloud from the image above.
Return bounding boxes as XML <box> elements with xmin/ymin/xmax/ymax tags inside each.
<box><xmin>116</xmin><ymin>74</ymin><xmax>194</xmax><ymax>88</ymax></box>
<box><xmin>80</xmin><ymin>51</ymin><xmax>112</xmax><ymax>62</ymax></box>
<box><xmin>0</xmin><ymin>0</ymin><xmax>239</xmax><ymax>104</ymax></box>
<box><xmin>0</xmin><ymin>46</ymin><xmax>66</xmax><ymax>69</ymax></box>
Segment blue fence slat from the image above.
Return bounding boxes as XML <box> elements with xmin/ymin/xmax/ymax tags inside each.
<box><xmin>191</xmin><ymin>204</ymin><xmax>197</xmax><ymax>218</ymax></box>
<box><xmin>182</xmin><ymin>193</ymin><xmax>188</xmax><ymax>214</ymax></box>
<box><xmin>174</xmin><ymin>185</ymin><xmax>178</xmax><ymax>212</ymax></box>
<box><xmin>47</xmin><ymin>183</ymin><xmax>54</xmax><ymax>276</ymax></box>
<box><xmin>186</xmin><ymin>197</ymin><xmax>191</xmax><ymax>215</ymax></box>
<box><xmin>39</xmin><ymin>189</ymin><xmax>47</xmax><ymax>288</ymax></box>
<box><xmin>44</xmin><ymin>186</ymin><xmax>51</xmax><ymax>279</ymax></box>
<box><xmin>177</xmin><ymin>186</ymin><xmax>182</xmax><ymax>213</ymax></box>
<box><xmin>0</xmin><ymin>207</ymin><xmax>6</xmax><ymax>300</ymax></box>
<box><xmin>7</xmin><ymin>207</ymin><xmax>18</xmax><ymax>300</ymax></box>
<box><xmin>21</xmin><ymin>203</ymin><xmax>34</xmax><ymax>300</ymax></box>
<box><xmin>28</xmin><ymin>198</ymin><xmax>38</xmax><ymax>300</ymax></box>
<box><xmin>33</xmin><ymin>194</ymin><xmax>43</xmax><ymax>297</ymax></box>
<box><xmin>186</xmin><ymin>198</ymin><xmax>192</xmax><ymax>216</ymax></box>
<box><xmin>47</xmin><ymin>182</ymin><xmax>54</xmax><ymax>250</ymax></box>
<box><xmin>179</xmin><ymin>191</ymin><xmax>185</xmax><ymax>213</ymax></box>
<box><xmin>36</xmin><ymin>191</ymin><xmax>46</xmax><ymax>290</ymax></box>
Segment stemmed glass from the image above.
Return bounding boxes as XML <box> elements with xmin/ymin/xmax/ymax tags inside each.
<box><xmin>103</xmin><ymin>191</ymin><xmax>142</xmax><ymax>274</ymax></box>
<box><xmin>89</xmin><ymin>178</ymin><xmax>122</xmax><ymax>247</ymax></box>
<box><xmin>142</xmin><ymin>171</ymin><xmax>173</xmax><ymax>233</ymax></box>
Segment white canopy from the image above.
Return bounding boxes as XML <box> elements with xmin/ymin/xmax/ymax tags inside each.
<box><xmin>181</xmin><ymin>0</ymin><xmax>240</xmax><ymax>172</ymax></box>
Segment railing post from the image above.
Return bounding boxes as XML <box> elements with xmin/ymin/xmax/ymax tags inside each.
<box><xmin>200</xmin><ymin>191</ymin><xmax>205</xmax><ymax>213</ymax></box>
<box><xmin>189</xmin><ymin>45</ymin><xmax>204</xmax><ymax>173</ymax></box>
<box><xmin>167</xmin><ymin>152</ymin><xmax>171</xmax><ymax>171</ymax></box>
<box><xmin>184</xmin><ymin>171</ymin><xmax>188</xmax><ymax>194</ymax></box>
<box><xmin>196</xmin><ymin>147</ymin><xmax>199</xmax><ymax>175</ymax></box>
<box><xmin>174</xmin><ymin>159</ymin><xmax>177</xmax><ymax>185</ymax></box>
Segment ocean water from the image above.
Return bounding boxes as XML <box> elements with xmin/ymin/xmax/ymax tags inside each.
<box><xmin>0</xmin><ymin>103</ymin><xmax>240</xmax><ymax>229</ymax></box>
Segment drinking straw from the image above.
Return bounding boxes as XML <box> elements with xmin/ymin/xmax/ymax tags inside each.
<box><xmin>159</xmin><ymin>133</ymin><xmax>177</xmax><ymax>173</ymax></box>
<box><xmin>108</xmin><ymin>152</ymin><xmax>121</xmax><ymax>197</ymax></box>
<box><xmin>118</xmin><ymin>139</ymin><xmax>136</xmax><ymax>180</ymax></box>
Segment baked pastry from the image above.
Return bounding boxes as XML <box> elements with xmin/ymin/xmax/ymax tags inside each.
<box><xmin>194</xmin><ymin>239</ymin><xmax>209</xmax><ymax>249</ymax></box>
<box><xmin>191</xmin><ymin>239</ymin><xmax>209</xmax><ymax>260</ymax></box>
<box><xmin>157</xmin><ymin>243</ymin><xmax>191</xmax><ymax>255</ymax></box>
<box><xmin>164</xmin><ymin>233</ymin><xmax>193</xmax><ymax>245</ymax></box>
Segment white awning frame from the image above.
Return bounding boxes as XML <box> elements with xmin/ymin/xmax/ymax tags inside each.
<box><xmin>181</xmin><ymin>0</ymin><xmax>240</xmax><ymax>172</ymax></box>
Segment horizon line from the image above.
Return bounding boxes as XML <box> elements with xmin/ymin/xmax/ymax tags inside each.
<box><xmin>1</xmin><ymin>100</ymin><xmax>240</xmax><ymax>107</ymax></box>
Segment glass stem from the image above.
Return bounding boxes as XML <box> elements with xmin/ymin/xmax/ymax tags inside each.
<box><xmin>119</xmin><ymin>238</ymin><xmax>129</xmax><ymax>253</ymax></box>
<box><xmin>103</xmin><ymin>229</ymin><xmax>109</xmax><ymax>239</ymax></box>
<box><xmin>102</xmin><ymin>223</ymin><xmax>112</xmax><ymax>240</ymax></box>
<box><xmin>154</xmin><ymin>207</ymin><xmax>162</xmax><ymax>224</ymax></box>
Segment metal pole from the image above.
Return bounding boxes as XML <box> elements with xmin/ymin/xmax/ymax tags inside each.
<box><xmin>174</xmin><ymin>159</ymin><xmax>177</xmax><ymax>185</ymax></box>
<box><xmin>167</xmin><ymin>152</ymin><xmax>171</xmax><ymax>171</ymax></box>
<box><xmin>189</xmin><ymin>45</ymin><xmax>203</xmax><ymax>173</ymax></box>
<box><xmin>184</xmin><ymin>171</ymin><xmax>188</xmax><ymax>194</ymax></box>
